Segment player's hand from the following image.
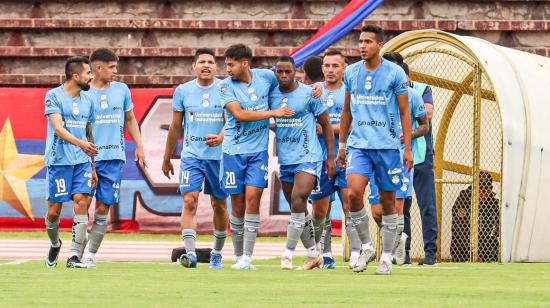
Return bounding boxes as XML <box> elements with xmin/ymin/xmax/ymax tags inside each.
<box><xmin>403</xmin><ymin>149</ymin><xmax>413</xmax><ymax>172</ymax></box>
<box><xmin>79</xmin><ymin>140</ymin><xmax>97</xmax><ymax>157</ymax></box>
<box><xmin>326</xmin><ymin>158</ymin><xmax>336</xmax><ymax>180</ymax></box>
<box><xmin>162</xmin><ymin>159</ymin><xmax>174</xmax><ymax>179</ymax></box>
<box><xmin>91</xmin><ymin>167</ymin><xmax>98</xmax><ymax>189</ymax></box>
<box><xmin>312</xmin><ymin>83</ymin><xmax>322</xmax><ymax>98</ymax></box>
<box><xmin>316</xmin><ymin>124</ymin><xmax>322</xmax><ymax>135</ymax></box>
<box><xmin>336</xmin><ymin>149</ymin><xmax>346</xmax><ymax>169</ymax></box>
<box><xmin>135</xmin><ymin>146</ymin><xmax>148</xmax><ymax>169</ymax></box>
<box><xmin>205</xmin><ymin>134</ymin><xmax>223</xmax><ymax>147</ymax></box>
<box><xmin>273</xmin><ymin>106</ymin><xmax>294</xmax><ymax>118</ymax></box>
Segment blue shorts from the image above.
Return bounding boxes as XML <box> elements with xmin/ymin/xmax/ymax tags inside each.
<box><xmin>334</xmin><ymin>170</ymin><xmax>347</xmax><ymax>188</ymax></box>
<box><xmin>368</xmin><ymin>167</ymin><xmax>413</xmax><ymax>205</ymax></box>
<box><xmin>346</xmin><ymin>147</ymin><xmax>403</xmax><ymax>192</ymax></box>
<box><xmin>309</xmin><ymin>163</ymin><xmax>335</xmax><ymax>201</ymax></box>
<box><xmin>221</xmin><ymin>151</ymin><xmax>269</xmax><ymax>195</ymax></box>
<box><xmin>46</xmin><ymin>162</ymin><xmax>93</xmax><ymax>203</ymax></box>
<box><xmin>180</xmin><ymin>158</ymin><xmax>228</xmax><ymax>200</ymax></box>
<box><xmin>279</xmin><ymin>161</ymin><xmax>322</xmax><ymax>187</ymax></box>
<box><xmin>90</xmin><ymin>160</ymin><xmax>124</xmax><ymax>206</ymax></box>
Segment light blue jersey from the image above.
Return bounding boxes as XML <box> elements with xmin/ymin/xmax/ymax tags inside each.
<box><xmin>399</xmin><ymin>87</ymin><xmax>427</xmax><ymax>153</ymax></box>
<box><xmin>343</xmin><ymin>58</ymin><xmax>408</xmax><ymax>150</ymax></box>
<box><xmin>269</xmin><ymin>82</ymin><xmax>327</xmax><ymax>165</ymax></box>
<box><xmin>87</xmin><ymin>81</ymin><xmax>133</xmax><ymax>162</ymax></box>
<box><xmin>318</xmin><ymin>82</ymin><xmax>345</xmax><ymax>160</ymax></box>
<box><xmin>44</xmin><ymin>85</ymin><xmax>95</xmax><ymax>166</ymax></box>
<box><xmin>173</xmin><ymin>78</ymin><xmax>225</xmax><ymax>160</ymax></box>
<box><xmin>220</xmin><ymin>69</ymin><xmax>278</xmax><ymax>155</ymax></box>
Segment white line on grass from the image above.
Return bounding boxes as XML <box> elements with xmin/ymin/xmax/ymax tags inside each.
<box><xmin>0</xmin><ymin>259</ymin><xmax>30</xmax><ymax>266</ymax></box>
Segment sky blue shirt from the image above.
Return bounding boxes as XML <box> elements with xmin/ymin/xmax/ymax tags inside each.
<box><xmin>269</xmin><ymin>82</ymin><xmax>327</xmax><ymax>165</ymax></box>
<box><xmin>172</xmin><ymin>78</ymin><xmax>225</xmax><ymax>160</ymax></box>
<box><xmin>318</xmin><ymin>82</ymin><xmax>345</xmax><ymax>161</ymax></box>
<box><xmin>220</xmin><ymin>69</ymin><xmax>278</xmax><ymax>155</ymax></box>
<box><xmin>398</xmin><ymin>87</ymin><xmax>427</xmax><ymax>153</ymax></box>
<box><xmin>44</xmin><ymin>85</ymin><xmax>95</xmax><ymax>166</ymax></box>
<box><xmin>87</xmin><ymin>81</ymin><xmax>133</xmax><ymax>162</ymax></box>
<box><xmin>343</xmin><ymin>58</ymin><xmax>408</xmax><ymax>150</ymax></box>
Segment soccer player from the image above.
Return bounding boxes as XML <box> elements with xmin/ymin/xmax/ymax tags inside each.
<box><xmin>82</xmin><ymin>48</ymin><xmax>147</xmax><ymax>268</ymax></box>
<box><xmin>44</xmin><ymin>56</ymin><xmax>97</xmax><ymax>268</ymax></box>
<box><xmin>162</xmin><ymin>48</ymin><xmax>229</xmax><ymax>269</ymax></box>
<box><xmin>337</xmin><ymin>24</ymin><xmax>413</xmax><ymax>275</ymax></box>
<box><xmin>369</xmin><ymin>60</ymin><xmax>429</xmax><ymax>265</ymax></box>
<box><xmin>220</xmin><ymin>44</ymin><xmax>294</xmax><ymax>270</ymax></box>
<box><xmin>308</xmin><ymin>50</ymin><xmax>362</xmax><ymax>269</ymax></box>
<box><xmin>270</xmin><ymin>56</ymin><xmax>336</xmax><ymax>270</ymax></box>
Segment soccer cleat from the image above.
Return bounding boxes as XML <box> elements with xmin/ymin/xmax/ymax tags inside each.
<box><xmin>375</xmin><ymin>259</ymin><xmax>392</xmax><ymax>275</ymax></box>
<box><xmin>297</xmin><ymin>255</ymin><xmax>322</xmax><ymax>270</ymax></box>
<box><xmin>353</xmin><ymin>246</ymin><xmax>376</xmax><ymax>273</ymax></box>
<box><xmin>66</xmin><ymin>255</ymin><xmax>87</xmax><ymax>268</ymax></box>
<box><xmin>419</xmin><ymin>257</ymin><xmax>437</xmax><ymax>266</ymax></box>
<box><xmin>395</xmin><ymin>233</ymin><xmax>408</xmax><ymax>265</ymax></box>
<box><xmin>231</xmin><ymin>256</ymin><xmax>243</xmax><ymax>269</ymax></box>
<box><xmin>45</xmin><ymin>239</ymin><xmax>62</xmax><ymax>268</ymax></box>
<box><xmin>348</xmin><ymin>253</ymin><xmax>359</xmax><ymax>270</ymax></box>
<box><xmin>84</xmin><ymin>256</ymin><xmax>96</xmax><ymax>269</ymax></box>
<box><xmin>178</xmin><ymin>251</ymin><xmax>198</xmax><ymax>268</ymax></box>
<box><xmin>209</xmin><ymin>252</ymin><xmax>223</xmax><ymax>270</ymax></box>
<box><xmin>233</xmin><ymin>255</ymin><xmax>256</xmax><ymax>270</ymax></box>
<box><xmin>321</xmin><ymin>256</ymin><xmax>336</xmax><ymax>269</ymax></box>
<box><xmin>280</xmin><ymin>255</ymin><xmax>293</xmax><ymax>270</ymax></box>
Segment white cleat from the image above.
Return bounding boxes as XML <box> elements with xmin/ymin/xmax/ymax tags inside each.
<box><xmin>353</xmin><ymin>246</ymin><xmax>376</xmax><ymax>273</ymax></box>
<box><xmin>231</xmin><ymin>256</ymin><xmax>243</xmax><ymax>269</ymax></box>
<box><xmin>84</xmin><ymin>257</ymin><xmax>96</xmax><ymax>269</ymax></box>
<box><xmin>297</xmin><ymin>255</ymin><xmax>322</xmax><ymax>271</ymax></box>
<box><xmin>375</xmin><ymin>259</ymin><xmax>393</xmax><ymax>275</ymax></box>
<box><xmin>349</xmin><ymin>253</ymin><xmax>359</xmax><ymax>270</ymax></box>
<box><xmin>281</xmin><ymin>255</ymin><xmax>293</xmax><ymax>270</ymax></box>
<box><xmin>233</xmin><ymin>255</ymin><xmax>256</xmax><ymax>270</ymax></box>
<box><xmin>395</xmin><ymin>233</ymin><xmax>408</xmax><ymax>265</ymax></box>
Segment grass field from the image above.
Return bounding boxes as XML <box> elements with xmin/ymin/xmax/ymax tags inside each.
<box><xmin>1</xmin><ymin>231</ymin><xmax>550</xmax><ymax>306</ymax></box>
<box><xmin>1</xmin><ymin>259</ymin><xmax>550</xmax><ymax>307</ymax></box>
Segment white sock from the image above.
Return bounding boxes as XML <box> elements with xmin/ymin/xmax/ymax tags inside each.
<box><xmin>212</xmin><ymin>249</ymin><xmax>222</xmax><ymax>255</ymax></box>
<box><xmin>283</xmin><ymin>249</ymin><xmax>294</xmax><ymax>259</ymax></box>
<box><xmin>381</xmin><ymin>251</ymin><xmax>392</xmax><ymax>263</ymax></box>
<box><xmin>350</xmin><ymin>251</ymin><xmax>360</xmax><ymax>259</ymax></box>
<box><xmin>307</xmin><ymin>245</ymin><xmax>318</xmax><ymax>258</ymax></box>
<box><xmin>323</xmin><ymin>252</ymin><xmax>333</xmax><ymax>258</ymax></box>
<box><xmin>85</xmin><ymin>252</ymin><xmax>96</xmax><ymax>259</ymax></box>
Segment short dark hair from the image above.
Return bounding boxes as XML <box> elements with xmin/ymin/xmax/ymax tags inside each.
<box><xmin>303</xmin><ymin>56</ymin><xmax>323</xmax><ymax>82</ymax></box>
<box><xmin>224</xmin><ymin>44</ymin><xmax>252</xmax><ymax>61</ymax></box>
<box><xmin>361</xmin><ymin>24</ymin><xmax>384</xmax><ymax>42</ymax></box>
<box><xmin>275</xmin><ymin>56</ymin><xmax>295</xmax><ymax>67</ymax></box>
<box><xmin>324</xmin><ymin>49</ymin><xmax>348</xmax><ymax>64</ymax></box>
<box><xmin>383</xmin><ymin>51</ymin><xmax>404</xmax><ymax>64</ymax></box>
<box><xmin>194</xmin><ymin>47</ymin><xmax>215</xmax><ymax>63</ymax></box>
<box><xmin>89</xmin><ymin>48</ymin><xmax>119</xmax><ymax>63</ymax></box>
<box><xmin>65</xmin><ymin>56</ymin><xmax>90</xmax><ymax>80</ymax></box>
<box><xmin>399</xmin><ymin>62</ymin><xmax>409</xmax><ymax>75</ymax></box>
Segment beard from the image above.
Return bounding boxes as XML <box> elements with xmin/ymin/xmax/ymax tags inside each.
<box><xmin>78</xmin><ymin>81</ymin><xmax>91</xmax><ymax>91</ymax></box>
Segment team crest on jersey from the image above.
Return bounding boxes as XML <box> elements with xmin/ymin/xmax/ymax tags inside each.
<box><xmin>46</xmin><ymin>100</ymin><xmax>53</xmax><ymax>107</ymax></box>
<box><xmin>281</xmin><ymin>97</ymin><xmax>288</xmax><ymax>108</ymax></box>
<box><xmin>326</xmin><ymin>94</ymin><xmax>334</xmax><ymax>107</ymax></box>
<box><xmin>247</xmin><ymin>87</ymin><xmax>258</xmax><ymax>102</ymax></box>
<box><xmin>72</xmin><ymin>102</ymin><xmax>80</xmax><ymax>115</ymax></box>
<box><xmin>392</xmin><ymin>175</ymin><xmax>400</xmax><ymax>184</ymax></box>
<box><xmin>201</xmin><ymin>93</ymin><xmax>210</xmax><ymax>107</ymax></box>
<box><xmin>364</xmin><ymin>76</ymin><xmax>373</xmax><ymax>91</ymax></box>
<box><xmin>100</xmin><ymin>94</ymin><xmax>108</xmax><ymax>109</ymax></box>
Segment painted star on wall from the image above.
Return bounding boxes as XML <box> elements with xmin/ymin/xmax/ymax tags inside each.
<box><xmin>0</xmin><ymin>118</ymin><xmax>44</xmax><ymax>220</ymax></box>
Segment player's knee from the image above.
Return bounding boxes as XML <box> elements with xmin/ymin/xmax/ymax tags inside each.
<box><xmin>183</xmin><ymin>194</ymin><xmax>198</xmax><ymax>212</ymax></box>
<box><xmin>348</xmin><ymin>188</ymin><xmax>364</xmax><ymax>204</ymax></box>
<box><xmin>245</xmin><ymin>196</ymin><xmax>260</xmax><ymax>210</ymax></box>
<box><xmin>211</xmin><ymin>199</ymin><xmax>227</xmax><ymax>213</ymax></box>
<box><xmin>46</xmin><ymin>212</ymin><xmax>60</xmax><ymax>222</ymax></box>
<box><xmin>371</xmin><ymin>206</ymin><xmax>382</xmax><ymax>224</ymax></box>
<box><xmin>290</xmin><ymin>193</ymin><xmax>308</xmax><ymax>211</ymax></box>
<box><xmin>95</xmin><ymin>202</ymin><xmax>110</xmax><ymax>216</ymax></box>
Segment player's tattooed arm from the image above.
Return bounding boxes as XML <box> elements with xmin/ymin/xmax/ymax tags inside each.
<box><xmin>125</xmin><ymin>110</ymin><xmax>148</xmax><ymax>169</ymax></box>
<box><xmin>225</xmin><ymin>100</ymin><xmax>294</xmax><ymax>122</ymax></box>
<box><xmin>162</xmin><ymin>110</ymin><xmax>183</xmax><ymax>179</ymax></box>
<box><xmin>317</xmin><ymin>111</ymin><xmax>336</xmax><ymax>179</ymax></box>
<box><xmin>48</xmin><ymin>113</ymin><xmax>97</xmax><ymax>157</ymax></box>
<box><xmin>397</xmin><ymin>93</ymin><xmax>413</xmax><ymax>171</ymax></box>
<box><xmin>336</xmin><ymin>92</ymin><xmax>352</xmax><ymax>169</ymax></box>
<box><xmin>205</xmin><ymin>112</ymin><xmax>226</xmax><ymax>147</ymax></box>
<box><xmin>86</xmin><ymin>122</ymin><xmax>98</xmax><ymax>188</ymax></box>
<box><xmin>412</xmin><ymin>115</ymin><xmax>429</xmax><ymax>139</ymax></box>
